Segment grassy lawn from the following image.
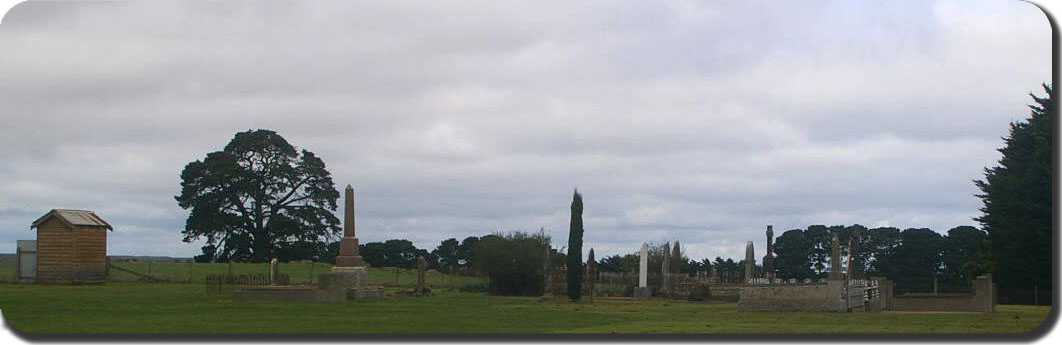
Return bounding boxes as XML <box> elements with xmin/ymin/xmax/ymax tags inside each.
<box><xmin>0</xmin><ymin>283</ymin><xmax>1050</xmax><ymax>334</ymax></box>
<box><xmin>1</xmin><ymin>261</ymin><xmax>484</xmax><ymax>287</ymax></box>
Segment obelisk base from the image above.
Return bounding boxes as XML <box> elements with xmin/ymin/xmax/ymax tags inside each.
<box><xmin>335</xmin><ymin>236</ymin><xmax>365</xmax><ymax>267</ymax></box>
<box><xmin>327</xmin><ymin>266</ymin><xmax>368</xmax><ymax>287</ymax></box>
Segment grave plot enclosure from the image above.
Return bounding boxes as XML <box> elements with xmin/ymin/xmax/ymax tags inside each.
<box><xmin>30</xmin><ymin>209</ymin><xmax>113</xmax><ymax>284</ymax></box>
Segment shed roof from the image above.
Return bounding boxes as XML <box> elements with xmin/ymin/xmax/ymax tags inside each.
<box><xmin>31</xmin><ymin>209</ymin><xmax>113</xmax><ymax>230</ymax></box>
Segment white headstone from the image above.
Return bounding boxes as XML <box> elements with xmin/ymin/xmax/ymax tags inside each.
<box><xmin>639</xmin><ymin>243</ymin><xmax>648</xmax><ymax>288</ymax></box>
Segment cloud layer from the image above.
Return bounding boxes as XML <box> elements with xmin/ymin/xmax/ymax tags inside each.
<box><xmin>0</xmin><ymin>0</ymin><xmax>1050</xmax><ymax>261</ymax></box>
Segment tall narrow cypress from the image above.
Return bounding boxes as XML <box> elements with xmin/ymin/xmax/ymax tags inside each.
<box><xmin>566</xmin><ymin>189</ymin><xmax>584</xmax><ymax>301</ymax></box>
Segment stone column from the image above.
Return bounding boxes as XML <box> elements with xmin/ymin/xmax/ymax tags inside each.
<box><xmin>335</xmin><ymin>185</ymin><xmax>365</xmax><ymax>268</ymax></box>
<box><xmin>639</xmin><ymin>243</ymin><xmax>648</xmax><ymax>288</ymax></box>
<box><xmin>744</xmin><ymin>241</ymin><xmax>755</xmax><ymax>283</ymax></box>
<box><xmin>416</xmin><ymin>255</ymin><xmax>426</xmax><ymax>296</ymax></box>
<box><xmin>661</xmin><ymin>242</ymin><xmax>670</xmax><ymax>294</ymax></box>
<box><xmin>634</xmin><ymin>243</ymin><xmax>650</xmax><ymax>298</ymax></box>
<box><xmin>829</xmin><ymin>232</ymin><xmax>843</xmax><ymax>281</ymax></box>
<box><xmin>328</xmin><ymin>184</ymin><xmax>368</xmax><ymax>289</ymax></box>
<box><xmin>762</xmin><ymin>225</ymin><xmax>776</xmax><ymax>283</ymax></box>
<box><xmin>587</xmin><ymin>248</ymin><xmax>596</xmax><ymax>303</ymax></box>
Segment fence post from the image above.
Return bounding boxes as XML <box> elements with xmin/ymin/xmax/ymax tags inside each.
<box><xmin>1034</xmin><ymin>285</ymin><xmax>1038</xmax><ymax>306</ymax></box>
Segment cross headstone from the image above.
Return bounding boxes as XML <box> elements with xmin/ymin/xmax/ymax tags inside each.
<box><xmin>762</xmin><ymin>225</ymin><xmax>776</xmax><ymax>283</ymax></box>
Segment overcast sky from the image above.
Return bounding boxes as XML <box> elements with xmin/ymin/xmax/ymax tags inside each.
<box><xmin>0</xmin><ymin>0</ymin><xmax>1051</xmax><ymax>261</ymax></box>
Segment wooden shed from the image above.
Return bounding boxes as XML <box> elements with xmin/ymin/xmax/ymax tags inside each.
<box><xmin>30</xmin><ymin>209</ymin><xmax>112</xmax><ymax>284</ymax></box>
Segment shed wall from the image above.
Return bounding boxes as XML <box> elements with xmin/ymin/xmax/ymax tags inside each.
<box><xmin>35</xmin><ymin>218</ymin><xmax>108</xmax><ymax>284</ymax></box>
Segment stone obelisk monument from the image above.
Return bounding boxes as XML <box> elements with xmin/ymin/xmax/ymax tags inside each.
<box><xmin>828</xmin><ymin>231</ymin><xmax>843</xmax><ymax>281</ymax></box>
<box><xmin>744</xmin><ymin>241</ymin><xmax>755</xmax><ymax>283</ymax></box>
<box><xmin>634</xmin><ymin>243</ymin><xmax>650</xmax><ymax>299</ymax></box>
<box><xmin>332</xmin><ymin>184</ymin><xmax>367</xmax><ymax>284</ymax></box>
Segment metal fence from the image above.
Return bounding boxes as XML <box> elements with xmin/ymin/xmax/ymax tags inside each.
<box><xmin>204</xmin><ymin>274</ymin><xmax>290</xmax><ymax>295</ymax></box>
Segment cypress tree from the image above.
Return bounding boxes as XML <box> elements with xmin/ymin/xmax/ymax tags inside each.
<box><xmin>566</xmin><ymin>189</ymin><xmax>584</xmax><ymax>301</ymax></box>
<box><xmin>975</xmin><ymin>84</ymin><xmax>1053</xmax><ymax>304</ymax></box>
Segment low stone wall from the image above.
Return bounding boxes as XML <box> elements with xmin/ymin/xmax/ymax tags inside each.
<box><xmin>875</xmin><ymin>275</ymin><xmax>995</xmax><ymax>313</ymax></box>
<box><xmin>738</xmin><ymin>281</ymin><xmax>846</xmax><ymax>312</ymax></box>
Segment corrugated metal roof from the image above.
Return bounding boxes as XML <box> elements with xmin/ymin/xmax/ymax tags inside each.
<box><xmin>31</xmin><ymin>209</ymin><xmax>113</xmax><ymax>230</ymax></box>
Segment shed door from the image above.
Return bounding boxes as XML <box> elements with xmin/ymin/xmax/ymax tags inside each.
<box><xmin>20</xmin><ymin>252</ymin><xmax>37</xmax><ymax>278</ymax></box>
<box><xmin>17</xmin><ymin>240</ymin><xmax>37</xmax><ymax>279</ymax></box>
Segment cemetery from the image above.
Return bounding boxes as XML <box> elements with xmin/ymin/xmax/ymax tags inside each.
<box><xmin>1</xmin><ymin>195</ymin><xmax>1039</xmax><ymax>334</ymax></box>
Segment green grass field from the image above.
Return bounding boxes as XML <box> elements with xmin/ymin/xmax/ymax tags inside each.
<box><xmin>0</xmin><ymin>261</ymin><xmax>484</xmax><ymax>287</ymax></box>
<box><xmin>0</xmin><ymin>283</ymin><xmax>1050</xmax><ymax>334</ymax></box>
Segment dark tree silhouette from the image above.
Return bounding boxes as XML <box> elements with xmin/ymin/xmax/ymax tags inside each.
<box><xmin>773</xmin><ymin>229</ymin><xmax>815</xmax><ymax>280</ymax></box>
<box><xmin>566</xmin><ymin>189</ymin><xmax>584</xmax><ymax>301</ymax></box>
<box><xmin>176</xmin><ymin>129</ymin><xmax>340</xmax><ymax>262</ymax></box>
<box><xmin>975</xmin><ymin>84</ymin><xmax>1052</xmax><ymax>303</ymax></box>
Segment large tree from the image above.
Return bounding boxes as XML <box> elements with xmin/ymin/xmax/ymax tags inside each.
<box><xmin>175</xmin><ymin>129</ymin><xmax>340</xmax><ymax>263</ymax></box>
<box><xmin>885</xmin><ymin>228</ymin><xmax>944</xmax><ymax>293</ymax></box>
<box><xmin>941</xmin><ymin>226</ymin><xmax>991</xmax><ymax>291</ymax></box>
<box><xmin>975</xmin><ymin>84</ymin><xmax>1052</xmax><ymax>300</ymax></box>
<box><xmin>566</xmin><ymin>190</ymin><xmax>585</xmax><ymax>301</ymax></box>
<box><xmin>773</xmin><ymin>229</ymin><xmax>815</xmax><ymax>280</ymax></box>
<box><xmin>432</xmin><ymin>238</ymin><xmax>461</xmax><ymax>273</ymax></box>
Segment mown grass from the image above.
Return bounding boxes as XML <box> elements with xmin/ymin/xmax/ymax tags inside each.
<box><xmin>1</xmin><ymin>261</ymin><xmax>483</xmax><ymax>287</ymax></box>
<box><xmin>0</xmin><ymin>283</ymin><xmax>1050</xmax><ymax>334</ymax></box>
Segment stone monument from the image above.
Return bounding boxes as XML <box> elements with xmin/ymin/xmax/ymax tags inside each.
<box><xmin>332</xmin><ymin>184</ymin><xmax>368</xmax><ymax>285</ymax></box>
<box><xmin>828</xmin><ymin>231</ymin><xmax>843</xmax><ymax>281</ymax></box>
<box><xmin>762</xmin><ymin>225</ymin><xmax>776</xmax><ymax>282</ymax></box>
<box><xmin>633</xmin><ymin>243</ymin><xmax>650</xmax><ymax>298</ymax></box>
<box><xmin>415</xmin><ymin>255</ymin><xmax>427</xmax><ymax>296</ymax></box>
<box><xmin>661</xmin><ymin>242</ymin><xmax>670</xmax><ymax>294</ymax></box>
<box><xmin>233</xmin><ymin>183</ymin><xmax>382</xmax><ymax>303</ymax></box>
<box><xmin>744</xmin><ymin>241</ymin><xmax>755</xmax><ymax>283</ymax></box>
<box><xmin>848</xmin><ymin>228</ymin><xmax>864</xmax><ymax>280</ymax></box>
<box><xmin>586</xmin><ymin>248</ymin><xmax>596</xmax><ymax>303</ymax></box>
<box><xmin>269</xmin><ymin>258</ymin><xmax>279</xmax><ymax>286</ymax></box>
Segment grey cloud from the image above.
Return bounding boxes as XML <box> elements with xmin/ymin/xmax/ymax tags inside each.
<box><xmin>0</xmin><ymin>0</ymin><xmax>1050</xmax><ymax>261</ymax></box>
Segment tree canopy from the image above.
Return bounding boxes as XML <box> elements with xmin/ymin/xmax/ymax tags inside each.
<box><xmin>176</xmin><ymin>129</ymin><xmax>340</xmax><ymax>263</ymax></box>
<box><xmin>975</xmin><ymin>84</ymin><xmax>1052</xmax><ymax>298</ymax></box>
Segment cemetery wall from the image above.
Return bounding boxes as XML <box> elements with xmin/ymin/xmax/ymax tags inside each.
<box><xmin>737</xmin><ymin>281</ymin><xmax>846</xmax><ymax>312</ymax></box>
<box><xmin>876</xmin><ymin>275</ymin><xmax>995</xmax><ymax>313</ymax></box>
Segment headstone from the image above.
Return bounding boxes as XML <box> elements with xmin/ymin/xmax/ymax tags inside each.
<box><xmin>543</xmin><ymin>244</ymin><xmax>551</xmax><ymax>293</ymax></box>
<box><xmin>744</xmin><ymin>241</ymin><xmax>755</xmax><ymax>283</ymax></box>
<box><xmin>848</xmin><ymin>228</ymin><xmax>864</xmax><ymax>280</ymax></box>
<box><xmin>634</xmin><ymin>243</ymin><xmax>650</xmax><ymax>298</ymax></box>
<box><xmin>639</xmin><ymin>243</ymin><xmax>648</xmax><ymax>288</ymax></box>
<box><xmin>829</xmin><ymin>231</ymin><xmax>843</xmax><ymax>281</ymax></box>
<box><xmin>587</xmin><ymin>248</ymin><xmax>596</xmax><ymax>303</ymax></box>
<box><xmin>661</xmin><ymin>242</ymin><xmax>670</xmax><ymax>294</ymax></box>
<box><xmin>269</xmin><ymin>258</ymin><xmax>279</xmax><ymax>286</ymax></box>
<box><xmin>671</xmin><ymin>241</ymin><xmax>681</xmax><ymax>273</ymax></box>
<box><xmin>762</xmin><ymin>225</ymin><xmax>776</xmax><ymax>282</ymax></box>
<box><xmin>416</xmin><ymin>255</ymin><xmax>427</xmax><ymax>296</ymax></box>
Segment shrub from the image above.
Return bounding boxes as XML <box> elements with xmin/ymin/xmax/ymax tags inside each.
<box><xmin>474</xmin><ymin>230</ymin><xmax>551</xmax><ymax>296</ymax></box>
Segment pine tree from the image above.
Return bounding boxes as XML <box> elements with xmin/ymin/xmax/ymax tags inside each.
<box><xmin>975</xmin><ymin>84</ymin><xmax>1052</xmax><ymax>303</ymax></box>
<box><xmin>566</xmin><ymin>189</ymin><xmax>584</xmax><ymax>301</ymax></box>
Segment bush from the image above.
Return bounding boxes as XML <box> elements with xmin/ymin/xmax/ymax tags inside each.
<box><xmin>474</xmin><ymin>231</ymin><xmax>551</xmax><ymax>296</ymax></box>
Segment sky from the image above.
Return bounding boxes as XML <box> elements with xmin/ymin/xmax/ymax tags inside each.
<box><xmin>0</xmin><ymin>0</ymin><xmax>1051</xmax><ymax>262</ymax></box>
